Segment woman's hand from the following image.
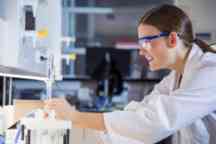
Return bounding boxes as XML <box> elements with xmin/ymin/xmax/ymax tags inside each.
<box><xmin>44</xmin><ymin>98</ymin><xmax>106</xmax><ymax>131</ymax></box>
<box><xmin>44</xmin><ymin>98</ymin><xmax>75</xmax><ymax>121</ymax></box>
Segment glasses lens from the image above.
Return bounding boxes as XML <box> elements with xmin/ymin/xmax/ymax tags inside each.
<box><xmin>139</xmin><ymin>40</ymin><xmax>150</xmax><ymax>48</ymax></box>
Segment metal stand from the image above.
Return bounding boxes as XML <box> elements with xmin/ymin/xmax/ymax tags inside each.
<box><xmin>9</xmin><ymin>77</ymin><xmax>13</xmax><ymax>105</ymax></box>
<box><xmin>2</xmin><ymin>77</ymin><xmax>13</xmax><ymax>106</ymax></box>
<box><xmin>46</xmin><ymin>54</ymin><xmax>55</xmax><ymax>99</ymax></box>
<box><xmin>2</xmin><ymin>77</ymin><xmax>6</xmax><ymax>106</ymax></box>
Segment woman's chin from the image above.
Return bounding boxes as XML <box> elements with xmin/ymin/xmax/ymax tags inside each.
<box><xmin>149</xmin><ymin>64</ymin><xmax>162</xmax><ymax>71</ymax></box>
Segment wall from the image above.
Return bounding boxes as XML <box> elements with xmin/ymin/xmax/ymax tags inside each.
<box><xmin>175</xmin><ymin>0</ymin><xmax>216</xmax><ymax>43</ymax></box>
<box><xmin>0</xmin><ymin>0</ymin><xmax>5</xmax><ymax>19</ymax></box>
<box><xmin>3</xmin><ymin>0</ymin><xmax>19</xmax><ymax>67</ymax></box>
<box><xmin>0</xmin><ymin>19</ymin><xmax>7</xmax><ymax>65</ymax></box>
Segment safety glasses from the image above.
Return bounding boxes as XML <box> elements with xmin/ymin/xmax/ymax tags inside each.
<box><xmin>138</xmin><ymin>32</ymin><xmax>170</xmax><ymax>48</ymax></box>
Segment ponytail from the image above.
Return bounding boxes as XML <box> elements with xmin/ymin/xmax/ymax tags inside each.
<box><xmin>193</xmin><ymin>38</ymin><xmax>216</xmax><ymax>53</ymax></box>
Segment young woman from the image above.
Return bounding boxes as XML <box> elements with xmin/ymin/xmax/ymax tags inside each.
<box><xmin>45</xmin><ymin>4</ymin><xmax>216</xmax><ymax>144</ymax></box>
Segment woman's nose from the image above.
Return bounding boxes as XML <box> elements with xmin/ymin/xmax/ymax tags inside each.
<box><xmin>139</xmin><ymin>47</ymin><xmax>147</xmax><ymax>56</ymax></box>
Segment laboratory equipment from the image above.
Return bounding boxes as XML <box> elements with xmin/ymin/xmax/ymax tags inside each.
<box><xmin>86</xmin><ymin>47</ymin><xmax>131</xmax><ymax>79</ymax></box>
<box><xmin>0</xmin><ymin>0</ymin><xmax>62</xmax><ymax>77</ymax></box>
<box><xmin>6</xmin><ymin>109</ymin><xmax>71</xmax><ymax>144</ymax></box>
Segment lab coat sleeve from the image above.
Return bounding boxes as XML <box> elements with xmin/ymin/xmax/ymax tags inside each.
<box><xmin>104</xmin><ymin>65</ymin><xmax>216</xmax><ymax>144</ymax></box>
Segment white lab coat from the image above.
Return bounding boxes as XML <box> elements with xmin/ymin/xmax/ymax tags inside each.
<box><xmin>102</xmin><ymin>44</ymin><xmax>216</xmax><ymax>144</ymax></box>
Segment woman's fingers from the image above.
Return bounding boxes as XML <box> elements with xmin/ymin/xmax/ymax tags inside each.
<box><xmin>44</xmin><ymin>99</ymin><xmax>60</xmax><ymax>110</ymax></box>
<box><xmin>44</xmin><ymin>98</ymin><xmax>75</xmax><ymax>120</ymax></box>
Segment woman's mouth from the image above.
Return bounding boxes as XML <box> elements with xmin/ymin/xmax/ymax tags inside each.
<box><xmin>145</xmin><ymin>54</ymin><xmax>154</xmax><ymax>63</ymax></box>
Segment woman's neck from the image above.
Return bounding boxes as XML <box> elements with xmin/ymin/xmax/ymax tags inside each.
<box><xmin>172</xmin><ymin>46</ymin><xmax>191</xmax><ymax>75</ymax></box>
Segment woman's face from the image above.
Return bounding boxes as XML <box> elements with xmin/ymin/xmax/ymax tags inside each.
<box><xmin>137</xmin><ymin>24</ymin><xmax>172</xmax><ymax>71</ymax></box>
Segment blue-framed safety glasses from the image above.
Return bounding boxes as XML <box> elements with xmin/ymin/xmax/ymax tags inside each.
<box><xmin>138</xmin><ymin>32</ymin><xmax>170</xmax><ymax>48</ymax></box>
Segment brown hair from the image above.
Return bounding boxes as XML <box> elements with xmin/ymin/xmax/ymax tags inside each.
<box><xmin>139</xmin><ymin>4</ymin><xmax>216</xmax><ymax>53</ymax></box>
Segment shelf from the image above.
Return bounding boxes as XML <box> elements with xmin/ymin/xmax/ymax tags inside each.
<box><xmin>0</xmin><ymin>65</ymin><xmax>47</xmax><ymax>81</ymax></box>
<box><xmin>62</xmin><ymin>75</ymin><xmax>161</xmax><ymax>82</ymax></box>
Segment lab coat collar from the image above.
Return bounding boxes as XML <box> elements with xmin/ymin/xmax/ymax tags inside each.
<box><xmin>179</xmin><ymin>43</ymin><xmax>204</xmax><ymax>88</ymax></box>
<box><xmin>184</xmin><ymin>43</ymin><xmax>203</xmax><ymax>71</ymax></box>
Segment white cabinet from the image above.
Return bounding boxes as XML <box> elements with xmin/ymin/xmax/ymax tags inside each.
<box><xmin>0</xmin><ymin>0</ymin><xmax>62</xmax><ymax>79</ymax></box>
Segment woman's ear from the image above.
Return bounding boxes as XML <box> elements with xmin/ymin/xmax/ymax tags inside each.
<box><xmin>167</xmin><ymin>32</ymin><xmax>178</xmax><ymax>48</ymax></box>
